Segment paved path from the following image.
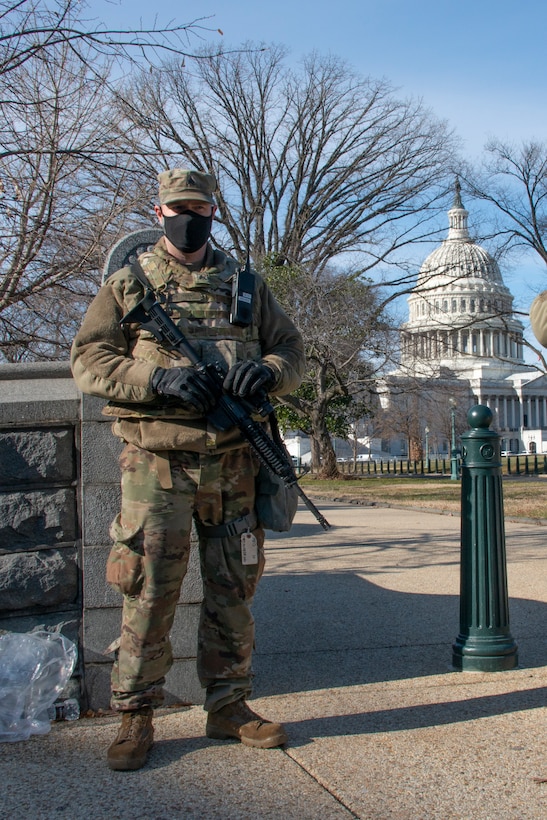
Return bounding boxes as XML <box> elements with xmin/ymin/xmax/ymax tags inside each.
<box><xmin>1</xmin><ymin>501</ymin><xmax>547</xmax><ymax>819</ymax></box>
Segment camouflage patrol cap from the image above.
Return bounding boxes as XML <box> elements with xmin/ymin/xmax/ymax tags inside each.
<box><xmin>157</xmin><ymin>168</ymin><xmax>216</xmax><ymax>206</ymax></box>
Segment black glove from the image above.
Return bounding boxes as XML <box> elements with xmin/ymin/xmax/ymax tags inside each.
<box><xmin>151</xmin><ymin>366</ymin><xmax>221</xmax><ymax>414</ymax></box>
<box><xmin>223</xmin><ymin>361</ymin><xmax>275</xmax><ymax>398</ymax></box>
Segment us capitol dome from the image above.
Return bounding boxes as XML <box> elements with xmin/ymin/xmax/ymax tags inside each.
<box><xmin>400</xmin><ymin>179</ymin><xmax>525</xmax><ymax>373</ymax></box>
<box><xmin>375</xmin><ymin>179</ymin><xmax>547</xmax><ymax>458</ymax></box>
<box><xmin>293</xmin><ymin>181</ymin><xmax>547</xmax><ymax>463</ymax></box>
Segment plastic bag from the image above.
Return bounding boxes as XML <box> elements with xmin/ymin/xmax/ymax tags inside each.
<box><xmin>0</xmin><ymin>631</ymin><xmax>77</xmax><ymax>743</ymax></box>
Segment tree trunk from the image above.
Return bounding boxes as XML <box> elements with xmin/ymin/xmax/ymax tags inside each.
<box><xmin>310</xmin><ymin>436</ymin><xmax>321</xmax><ymax>473</ymax></box>
<box><xmin>310</xmin><ymin>410</ymin><xmax>339</xmax><ymax>478</ymax></box>
<box><xmin>409</xmin><ymin>436</ymin><xmax>423</xmax><ymax>461</ymax></box>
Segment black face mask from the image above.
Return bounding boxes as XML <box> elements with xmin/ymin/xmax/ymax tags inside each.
<box><xmin>162</xmin><ymin>210</ymin><xmax>213</xmax><ymax>253</ymax></box>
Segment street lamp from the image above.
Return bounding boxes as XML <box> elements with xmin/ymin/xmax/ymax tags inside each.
<box><xmin>424</xmin><ymin>426</ymin><xmax>430</xmax><ymax>461</ymax></box>
<box><xmin>449</xmin><ymin>397</ymin><xmax>459</xmax><ymax>480</ymax></box>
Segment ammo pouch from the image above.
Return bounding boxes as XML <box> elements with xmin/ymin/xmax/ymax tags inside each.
<box><xmin>255</xmin><ymin>466</ymin><xmax>298</xmax><ymax>532</ymax></box>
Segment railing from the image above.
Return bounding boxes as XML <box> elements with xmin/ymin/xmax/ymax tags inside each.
<box><xmin>335</xmin><ymin>455</ymin><xmax>547</xmax><ymax>477</ymax></box>
<box><xmin>505</xmin><ymin>454</ymin><xmax>547</xmax><ymax>476</ymax></box>
<box><xmin>336</xmin><ymin>458</ymin><xmax>451</xmax><ymax>476</ymax></box>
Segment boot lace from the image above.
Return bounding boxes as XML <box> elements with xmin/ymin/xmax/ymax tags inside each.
<box><xmin>118</xmin><ymin>711</ymin><xmax>150</xmax><ymax>743</ymax></box>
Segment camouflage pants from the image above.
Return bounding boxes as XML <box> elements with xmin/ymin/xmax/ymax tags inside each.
<box><xmin>107</xmin><ymin>442</ymin><xmax>265</xmax><ymax>713</ymax></box>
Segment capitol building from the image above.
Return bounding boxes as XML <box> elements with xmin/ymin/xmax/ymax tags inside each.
<box><xmin>374</xmin><ymin>181</ymin><xmax>547</xmax><ymax>459</ymax></box>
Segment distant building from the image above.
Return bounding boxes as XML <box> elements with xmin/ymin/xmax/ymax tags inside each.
<box><xmin>377</xmin><ymin>181</ymin><xmax>547</xmax><ymax>458</ymax></box>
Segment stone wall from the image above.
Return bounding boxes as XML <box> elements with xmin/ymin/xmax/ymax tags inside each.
<box><xmin>0</xmin><ymin>362</ymin><xmax>81</xmax><ymax>702</ymax></box>
<box><xmin>0</xmin><ymin>362</ymin><xmax>203</xmax><ymax>711</ymax></box>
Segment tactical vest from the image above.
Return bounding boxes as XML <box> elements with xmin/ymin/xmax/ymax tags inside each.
<box><xmin>102</xmin><ymin>246</ymin><xmax>272</xmax><ymax>452</ymax></box>
<box><xmin>102</xmin><ymin>245</ymin><xmax>296</xmax><ymax>452</ymax></box>
<box><xmin>135</xmin><ymin>247</ymin><xmax>262</xmax><ymax>369</ymax></box>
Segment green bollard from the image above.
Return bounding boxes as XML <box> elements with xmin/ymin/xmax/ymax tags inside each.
<box><xmin>452</xmin><ymin>405</ymin><xmax>518</xmax><ymax>672</ymax></box>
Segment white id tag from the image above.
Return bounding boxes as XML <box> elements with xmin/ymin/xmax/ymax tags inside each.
<box><xmin>241</xmin><ymin>531</ymin><xmax>259</xmax><ymax>565</ymax></box>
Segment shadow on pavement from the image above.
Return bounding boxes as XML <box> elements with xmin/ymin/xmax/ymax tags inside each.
<box><xmin>284</xmin><ymin>684</ymin><xmax>547</xmax><ymax>744</ymax></box>
<box><xmin>251</xmin><ymin>571</ymin><xmax>547</xmax><ymax>696</ymax></box>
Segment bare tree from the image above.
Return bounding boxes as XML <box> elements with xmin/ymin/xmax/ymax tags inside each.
<box><xmin>466</xmin><ymin>140</ymin><xmax>547</xmax><ymax>266</ymax></box>
<box><xmin>0</xmin><ymin>42</ymin><xmax>150</xmax><ymax>359</ymax></box>
<box><xmin>115</xmin><ymin>46</ymin><xmax>459</xmax><ymax>275</ymax></box>
<box><xmin>0</xmin><ymin>0</ymin><xmax>221</xmax><ymax>77</ymax></box>
<box><xmin>0</xmin><ymin>1</ymin><xmax>227</xmax><ymax>359</ymax></box>
<box><xmin>458</xmin><ymin>140</ymin><xmax>547</xmax><ymax>368</ymax></box>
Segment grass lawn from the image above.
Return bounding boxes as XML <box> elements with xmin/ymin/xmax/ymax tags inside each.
<box><xmin>299</xmin><ymin>475</ymin><xmax>547</xmax><ymax>521</ymax></box>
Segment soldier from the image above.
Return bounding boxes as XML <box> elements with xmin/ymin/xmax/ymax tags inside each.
<box><xmin>71</xmin><ymin>168</ymin><xmax>305</xmax><ymax>771</ymax></box>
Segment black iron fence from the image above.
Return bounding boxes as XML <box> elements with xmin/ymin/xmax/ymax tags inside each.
<box><xmin>335</xmin><ymin>455</ymin><xmax>547</xmax><ymax>477</ymax></box>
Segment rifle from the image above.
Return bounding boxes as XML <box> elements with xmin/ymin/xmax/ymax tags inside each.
<box><xmin>120</xmin><ymin>289</ymin><xmax>331</xmax><ymax>530</ymax></box>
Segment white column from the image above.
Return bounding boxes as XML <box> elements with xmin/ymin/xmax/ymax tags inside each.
<box><xmin>493</xmin><ymin>394</ymin><xmax>500</xmax><ymax>427</ymax></box>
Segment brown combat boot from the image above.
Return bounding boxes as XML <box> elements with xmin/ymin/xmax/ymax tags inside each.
<box><xmin>206</xmin><ymin>699</ymin><xmax>288</xmax><ymax>749</ymax></box>
<box><xmin>107</xmin><ymin>707</ymin><xmax>154</xmax><ymax>771</ymax></box>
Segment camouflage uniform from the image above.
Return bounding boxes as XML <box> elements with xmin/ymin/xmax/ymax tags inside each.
<box><xmin>71</xmin><ymin>228</ymin><xmax>305</xmax><ymax>713</ymax></box>
<box><xmin>107</xmin><ymin>443</ymin><xmax>264</xmax><ymax>712</ymax></box>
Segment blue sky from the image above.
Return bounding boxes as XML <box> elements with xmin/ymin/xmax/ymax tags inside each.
<box><xmin>95</xmin><ymin>0</ymin><xmax>547</xmax><ymax>157</ymax></box>
<box><xmin>92</xmin><ymin>0</ymin><xmax>547</xmax><ymax>334</ymax></box>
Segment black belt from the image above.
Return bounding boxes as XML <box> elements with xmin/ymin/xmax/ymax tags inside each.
<box><xmin>195</xmin><ymin>511</ymin><xmax>258</xmax><ymax>538</ymax></box>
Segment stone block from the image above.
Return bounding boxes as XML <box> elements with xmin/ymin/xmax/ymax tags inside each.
<box><xmin>82</xmin><ymin>485</ymin><xmax>121</xmax><ymax>546</ymax></box>
<box><xmin>84</xmin><ymin>658</ymin><xmax>203</xmax><ymax>711</ymax></box>
<box><xmin>0</xmin><ymin>368</ymin><xmax>79</xmax><ymax>425</ymax></box>
<box><xmin>83</xmin><ymin>603</ymin><xmax>200</xmax><ymax>663</ymax></box>
<box><xmin>80</xmin><ymin>423</ymin><xmax>123</xmax><ymax>484</ymax></box>
<box><xmin>0</xmin><ymin>488</ymin><xmax>76</xmax><ymax>551</ymax></box>
<box><xmin>164</xmin><ymin>659</ymin><xmax>204</xmax><ymax>706</ymax></box>
<box><xmin>0</xmin><ymin>400</ymin><xmax>78</xmax><ymax>425</ymax></box>
<box><xmin>0</xmin><ymin>427</ymin><xmax>74</xmax><ymax>485</ymax></box>
<box><xmin>0</xmin><ymin>547</ymin><xmax>78</xmax><ymax>610</ymax></box>
<box><xmin>80</xmin><ymin>392</ymin><xmax>109</xmax><ymax>423</ymax></box>
<box><xmin>0</xmin><ymin>612</ymin><xmax>80</xmax><ymax>646</ymax></box>
<box><xmin>82</xmin><ymin>545</ymin><xmax>116</xmax><ymax>609</ymax></box>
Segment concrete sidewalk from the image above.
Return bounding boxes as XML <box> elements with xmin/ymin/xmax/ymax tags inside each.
<box><xmin>1</xmin><ymin>501</ymin><xmax>547</xmax><ymax>819</ymax></box>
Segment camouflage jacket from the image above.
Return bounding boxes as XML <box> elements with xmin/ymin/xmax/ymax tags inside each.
<box><xmin>71</xmin><ymin>239</ymin><xmax>305</xmax><ymax>452</ymax></box>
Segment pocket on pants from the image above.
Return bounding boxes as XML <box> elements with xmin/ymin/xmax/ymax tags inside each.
<box><xmin>107</xmin><ymin>514</ymin><xmax>145</xmax><ymax>596</ymax></box>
